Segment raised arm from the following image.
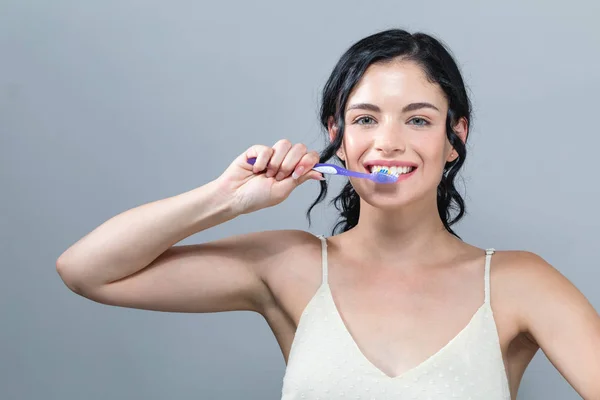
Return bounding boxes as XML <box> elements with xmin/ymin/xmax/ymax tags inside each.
<box><xmin>56</xmin><ymin>140</ymin><xmax>323</xmax><ymax>315</ymax></box>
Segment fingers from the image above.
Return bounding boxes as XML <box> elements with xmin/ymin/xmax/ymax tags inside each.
<box><xmin>292</xmin><ymin>151</ymin><xmax>320</xmax><ymax>180</ymax></box>
<box><xmin>266</xmin><ymin>139</ymin><xmax>293</xmax><ymax>178</ymax></box>
<box><xmin>245</xmin><ymin>145</ymin><xmax>273</xmax><ymax>173</ymax></box>
<box><xmin>276</xmin><ymin>143</ymin><xmax>307</xmax><ymax>181</ymax></box>
<box><xmin>244</xmin><ymin>140</ymin><xmax>322</xmax><ymax>182</ymax></box>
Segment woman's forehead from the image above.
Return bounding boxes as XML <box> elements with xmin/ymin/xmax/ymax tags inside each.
<box><xmin>347</xmin><ymin>61</ymin><xmax>447</xmax><ymax>109</ymax></box>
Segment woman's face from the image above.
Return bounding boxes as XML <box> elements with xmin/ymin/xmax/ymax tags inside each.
<box><xmin>329</xmin><ymin>60</ymin><xmax>466</xmax><ymax>210</ymax></box>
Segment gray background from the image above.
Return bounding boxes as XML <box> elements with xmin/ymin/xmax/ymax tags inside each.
<box><xmin>2</xmin><ymin>0</ymin><xmax>599</xmax><ymax>399</ymax></box>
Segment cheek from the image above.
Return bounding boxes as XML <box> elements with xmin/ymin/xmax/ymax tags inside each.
<box><xmin>411</xmin><ymin>138</ymin><xmax>450</xmax><ymax>173</ymax></box>
<box><xmin>412</xmin><ymin>136</ymin><xmax>446</xmax><ymax>158</ymax></box>
<box><xmin>343</xmin><ymin>129</ymin><xmax>363</xmax><ymax>148</ymax></box>
<box><xmin>342</xmin><ymin>131</ymin><xmax>367</xmax><ymax>159</ymax></box>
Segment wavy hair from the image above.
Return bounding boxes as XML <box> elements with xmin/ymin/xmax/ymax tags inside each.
<box><xmin>306</xmin><ymin>29</ymin><xmax>471</xmax><ymax>238</ymax></box>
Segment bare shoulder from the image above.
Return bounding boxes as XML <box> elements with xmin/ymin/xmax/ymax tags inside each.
<box><xmin>255</xmin><ymin>229</ymin><xmax>323</xmax><ymax>289</ymax></box>
<box><xmin>489</xmin><ymin>249</ymin><xmax>560</xmax><ymax>290</ymax></box>
<box><xmin>241</xmin><ymin>228</ymin><xmax>322</xmax><ymax>294</ymax></box>
<box><xmin>246</xmin><ymin>229</ymin><xmax>321</xmax><ymax>269</ymax></box>
<box><xmin>490</xmin><ymin>250</ymin><xmax>583</xmax><ymax>303</ymax></box>
<box><xmin>488</xmin><ymin>250</ymin><xmax>573</xmax><ymax>314</ymax></box>
<box><xmin>248</xmin><ymin>229</ymin><xmax>325</xmax><ymax>335</ymax></box>
<box><xmin>489</xmin><ymin>249</ymin><xmax>599</xmax><ymax>343</ymax></box>
<box><xmin>259</xmin><ymin>228</ymin><xmax>321</xmax><ymax>253</ymax></box>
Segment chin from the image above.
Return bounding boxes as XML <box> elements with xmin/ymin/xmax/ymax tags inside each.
<box><xmin>364</xmin><ymin>198</ymin><xmax>416</xmax><ymax>212</ymax></box>
<box><xmin>355</xmin><ymin>186</ymin><xmax>420</xmax><ymax>211</ymax></box>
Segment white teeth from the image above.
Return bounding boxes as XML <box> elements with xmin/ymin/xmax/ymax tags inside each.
<box><xmin>370</xmin><ymin>165</ymin><xmax>415</xmax><ymax>176</ymax></box>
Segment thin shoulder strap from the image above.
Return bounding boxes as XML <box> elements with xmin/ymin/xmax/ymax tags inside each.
<box><xmin>316</xmin><ymin>235</ymin><xmax>328</xmax><ymax>285</ymax></box>
<box><xmin>484</xmin><ymin>248</ymin><xmax>495</xmax><ymax>304</ymax></box>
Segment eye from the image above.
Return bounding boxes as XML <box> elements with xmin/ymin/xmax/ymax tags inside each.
<box><xmin>354</xmin><ymin>116</ymin><xmax>376</xmax><ymax>125</ymax></box>
<box><xmin>408</xmin><ymin>117</ymin><xmax>430</xmax><ymax>127</ymax></box>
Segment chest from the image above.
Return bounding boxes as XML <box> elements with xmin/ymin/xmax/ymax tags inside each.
<box><xmin>330</xmin><ymin>284</ymin><xmax>487</xmax><ymax>377</ymax></box>
<box><xmin>264</xmin><ymin>244</ymin><xmax>528</xmax><ymax>400</ymax></box>
<box><xmin>278</xmin><ymin>260</ymin><xmax>488</xmax><ymax>375</ymax></box>
<box><xmin>279</xmin><ymin>283</ymin><xmax>510</xmax><ymax>399</ymax></box>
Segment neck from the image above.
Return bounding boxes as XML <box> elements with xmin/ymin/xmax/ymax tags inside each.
<box><xmin>343</xmin><ymin>196</ymin><xmax>462</xmax><ymax>265</ymax></box>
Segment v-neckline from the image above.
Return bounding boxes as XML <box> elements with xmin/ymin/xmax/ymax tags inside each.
<box><xmin>323</xmin><ymin>282</ymin><xmax>488</xmax><ymax>380</ymax></box>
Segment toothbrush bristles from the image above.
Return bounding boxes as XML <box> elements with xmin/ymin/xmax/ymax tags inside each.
<box><xmin>369</xmin><ymin>169</ymin><xmax>399</xmax><ymax>183</ymax></box>
<box><xmin>371</xmin><ymin>170</ymin><xmax>397</xmax><ymax>177</ymax></box>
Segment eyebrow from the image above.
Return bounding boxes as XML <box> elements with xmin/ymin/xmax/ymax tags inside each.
<box><xmin>346</xmin><ymin>102</ymin><xmax>440</xmax><ymax>113</ymax></box>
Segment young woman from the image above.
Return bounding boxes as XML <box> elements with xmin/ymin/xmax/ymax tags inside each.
<box><xmin>56</xmin><ymin>29</ymin><xmax>600</xmax><ymax>399</ymax></box>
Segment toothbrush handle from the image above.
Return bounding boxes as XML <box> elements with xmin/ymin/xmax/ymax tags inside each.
<box><xmin>245</xmin><ymin>157</ymin><xmax>369</xmax><ymax>178</ymax></box>
<box><xmin>311</xmin><ymin>163</ymin><xmax>371</xmax><ymax>179</ymax></box>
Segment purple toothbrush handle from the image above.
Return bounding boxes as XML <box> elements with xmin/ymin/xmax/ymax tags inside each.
<box><xmin>312</xmin><ymin>163</ymin><xmax>368</xmax><ymax>178</ymax></box>
<box><xmin>246</xmin><ymin>157</ymin><xmax>340</xmax><ymax>172</ymax></box>
<box><xmin>245</xmin><ymin>157</ymin><xmax>396</xmax><ymax>183</ymax></box>
<box><xmin>311</xmin><ymin>163</ymin><xmax>397</xmax><ymax>183</ymax></box>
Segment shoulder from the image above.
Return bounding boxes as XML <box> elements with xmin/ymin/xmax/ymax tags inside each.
<box><xmin>246</xmin><ymin>229</ymin><xmax>323</xmax><ymax>275</ymax></box>
<box><xmin>490</xmin><ymin>250</ymin><xmax>572</xmax><ymax>297</ymax></box>
<box><xmin>490</xmin><ymin>249</ymin><xmax>556</xmax><ymax>281</ymax></box>
<box><xmin>489</xmin><ymin>250</ymin><xmax>573</xmax><ymax>308</ymax></box>
<box><xmin>229</xmin><ymin>229</ymin><xmax>320</xmax><ymax>258</ymax></box>
<box><xmin>256</xmin><ymin>229</ymin><xmax>323</xmax><ymax>256</ymax></box>
<box><xmin>206</xmin><ymin>229</ymin><xmax>322</xmax><ymax>284</ymax></box>
<box><xmin>255</xmin><ymin>230</ymin><xmax>326</xmax><ymax>316</ymax></box>
<box><xmin>490</xmin><ymin>249</ymin><xmax>597</xmax><ymax>342</ymax></box>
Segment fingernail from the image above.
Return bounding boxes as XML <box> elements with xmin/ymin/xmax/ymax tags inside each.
<box><xmin>292</xmin><ymin>166</ymin><xmax>304</xmax><ymax>180</ymax></box>
<box><xmin>275</xmin><ymin>172</ymin><xmax>285</xmax><ymax>181</ymax></box>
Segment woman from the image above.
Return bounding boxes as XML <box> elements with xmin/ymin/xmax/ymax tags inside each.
<box><xmin>56</xmin><ymin>29</ymin><xmax>600</xmax><ymax>399</ymax></box>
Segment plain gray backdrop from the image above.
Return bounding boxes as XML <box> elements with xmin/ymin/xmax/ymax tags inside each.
<box><xmin>2</xmin><ymin>1</ymin><xmax>599</xmax><ymax>399</ymax></box>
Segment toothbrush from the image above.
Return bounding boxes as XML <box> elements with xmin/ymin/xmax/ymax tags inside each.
<box><xmin>246</xmin><ymin>157</ymin><xmax>398</xmax><ymax>184</ymax></box>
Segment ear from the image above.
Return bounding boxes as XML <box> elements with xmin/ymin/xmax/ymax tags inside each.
<box><xmin>448</xmin><ymin>117</ymin><xmax>468</xmax><ymax>161</ymax></box>
<box><xmin>454</xmin><ymin>117</ymin><xmax>468</xmax><ymax>144</ymax></box>
<box><xmin>327</xmin><ymin>116</ymin><xmax>337</xmax><ymax>143</ymax></box>
<box><xmin>328</xmin><ymin>116</ymin><xmax>345</xmax><ymax>160</ymax></box>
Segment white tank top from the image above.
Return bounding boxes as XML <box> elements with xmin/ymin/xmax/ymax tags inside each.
<box><xmin>281</xmin><ymin>235</ymin><xmax>511</xmax><ymax>399</ymax></box>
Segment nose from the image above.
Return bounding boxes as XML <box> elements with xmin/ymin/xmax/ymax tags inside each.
<box><xmin>373</xmin><ymin>123</ymin><xmax>405</xmax><ymax>155</ymax></box>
